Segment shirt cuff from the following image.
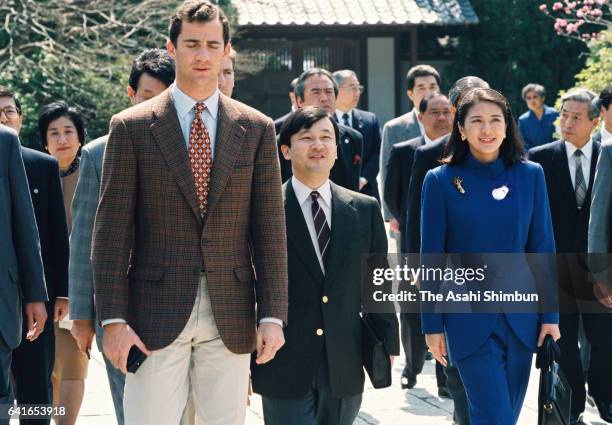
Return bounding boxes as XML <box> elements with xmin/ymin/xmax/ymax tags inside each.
<box><xmin>56</xmin><ymin>297</ymin><xmax>69</xmax><ymax>300</ymax></box>
<box><xmin>101</xmin><ymin>318</ymin><xmax>127</xmax><ymax>327</ymax></box>
<box><xmin>259</xmin><ymin>317</ymin><xmax>284</xmax><ymax>327</ymax></box>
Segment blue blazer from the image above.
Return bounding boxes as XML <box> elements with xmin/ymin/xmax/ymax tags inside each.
<box><xmin>420</xmin><ymin>153</ymin><xmax>558</xmax><ymax>362</ymax></box>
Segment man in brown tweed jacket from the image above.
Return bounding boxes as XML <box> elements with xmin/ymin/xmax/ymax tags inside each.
<box><xmin>91</xmin><ymin>1</ymin><xmax>288</xmax><ymax>423</ymax></box>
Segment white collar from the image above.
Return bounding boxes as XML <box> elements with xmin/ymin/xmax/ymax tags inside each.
<box><xmin>424</xmin><ymin>132</ymin><xmax>449</xmax><ymax>145</ymax></box>
<box><xmin>172</xmin><ymin>84</ymin><xmax>220</xmax><ymax>121</ymax></box>
<box><xmin>564</xmin><ymin>138</ymin><xmax>594</xmax><ymax>162</ymax></box>
<box><xmin>291</xmin><ymin>176</ymin><xmax>332</xmax><ymax>209</ymax></box>
<box><xmin>601</xmin><ymin>126</ymin><xmax>612</xmax><ymax>142</ymax></box>
<box><xmin>335</xmin><ymin>109</ymin><xmax>352</xmax><ymax>121</ymax></box>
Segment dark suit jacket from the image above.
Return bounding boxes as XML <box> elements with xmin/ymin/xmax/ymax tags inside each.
<box><xmin>274</xmin><ymin>111</ymin><xmax>292</xmax><ymax>135</ymax></box>
<box><xmin>529</xmin><ymin>140</ymin><xmax>601</xmax><ymax>306</ymax></box>
<box><xmin>277</xmin><ymin>119</ymin><xmax>363</xmax><ymax>192</ymax></box>
<box><xmin>251</xmin><ymin>181</ymin><xmax>399</xmax><ymax>399</ymax></box>
<box><xmin>528</xmin><ymin>140</ymin><xmax>600</xmax><ymax>253</ymax></box>
<box><xmin>384</xmin><ymin>136</ymin><xmax>425</xmax><ymax>251</ymax></box>
<box><xmin>0</xmin><ymin>126</ymin><xmax>47</xmax><ymax>349</ymax></box>
<box><xmin>592</xmin><ymin>130</ymin><xmax>601</xmax><ymax>144</ymax></box>
<box><xmin>92</xmin><ymin>89</ymin><xmax>289</xmax><ymax>353</ymax></box>
<box><xmin>351</xmin><ymin>108</ymin><xmax>381</xmax><ymax>201</ymax></box>
<box><xmin>404</xmin><ymin>136</ymin><xmax>449</xmax><ymax>253</ymax></box>
<box><xmin>21</xmin><ymin>147</ymin><xmax>69</xmax><ymax>306</ymax></box>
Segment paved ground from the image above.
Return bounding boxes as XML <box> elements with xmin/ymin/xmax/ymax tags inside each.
<box><xmin>63</xmin><ymin>342</ymin><xmax>603</xmax><ymax>425</ymax></box>
<box><xmin>19</xmin><ymin>229</ymin><xmax>605</xmax><ymax>424</ymax></box>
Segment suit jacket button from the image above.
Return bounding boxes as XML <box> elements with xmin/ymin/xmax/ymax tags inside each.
<box><xmin>322</xmin><ymin>296</ymin><xmax>329</xmax><ymax>304</ymax></box>
<box><xmin>316</xmin><ymin>328</ymin><xmax>324</xmax><ymax>336</ymax></box>
<box><xmin>33</xmin><ymin>188</ymin><xmax>39</xmax><ymax>194</ymax></box>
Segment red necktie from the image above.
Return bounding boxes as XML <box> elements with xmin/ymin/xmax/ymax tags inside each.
<box><xmin>189</xmin><ymin>102</ymin><xmax>212</xmax><ymax>218</ymax></box>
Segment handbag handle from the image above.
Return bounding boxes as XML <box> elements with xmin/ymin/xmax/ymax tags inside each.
<box><xmin>535</xmin><ymin>334</ymin><xmax>560</xmax><ymax>370</ymax></box>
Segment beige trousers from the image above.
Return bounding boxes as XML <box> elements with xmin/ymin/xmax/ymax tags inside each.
<box><xmin>123</xmin><ymin>275</ymin><xmax>250</xmax><ymax>425</ymax></box>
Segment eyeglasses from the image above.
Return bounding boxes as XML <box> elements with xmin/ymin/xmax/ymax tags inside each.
<box><xmin>0</xmin><ymin>106</ymin><xmax>20</xmax><ymax>119</ymax></box>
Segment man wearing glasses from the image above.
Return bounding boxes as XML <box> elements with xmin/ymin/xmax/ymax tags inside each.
<box><xmin>333</xmin><ymin>70</ymin><xmax>382</xmax><ymax>202</ymax></box>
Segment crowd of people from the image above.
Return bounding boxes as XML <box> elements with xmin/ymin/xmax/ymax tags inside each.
<box><xmin>0</xmin><ymin>0</ymin><xmax>611</xmax><ymax>425</ymax></box>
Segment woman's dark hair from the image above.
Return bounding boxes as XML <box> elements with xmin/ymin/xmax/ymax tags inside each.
<box><xmin>38</xmin><ymin>101</ymin><xmax>86</xmax><ymax>148</ymax></box>
<box><xmin>279</xmin><ymin>106</ymin><xmax>339</xmax><ymax>148</ymax></box>
<box><xmin>442</xmin><ymin>88</ymin><xmax>525</xmax><ymax>167</ymax></box>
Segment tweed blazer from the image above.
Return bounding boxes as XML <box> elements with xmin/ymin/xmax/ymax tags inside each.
<box><xmin>69</xmin><ymin>136</ymin><xmax>107</xmax><ymax>320</ymax></box>
<box><xmin>92</xmin><ymin>89</ymin><xmax>288</xmax><ymax>353</ymax></box>
<box><xmin>0</xmin><ymin>126</ymin><xmax>47</xmax><ymax>348</ymax></box>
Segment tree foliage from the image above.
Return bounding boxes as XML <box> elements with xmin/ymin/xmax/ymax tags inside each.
<box><xmin>446</xmin><ymin>0</ymin><xmax>589</xmax><ymax>117</ymax></box>
<box><xmin>0</xmin><ymin>0</ymin><xmax>238</xmax><ymax>147</ymax></box>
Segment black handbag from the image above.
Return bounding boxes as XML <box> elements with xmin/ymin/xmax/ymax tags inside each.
<box><xmin>536</xmin><ymin>335</ymin><xmax>572</xmax><ymax>425</ymax></box>
<box><xmin>361</xmin><ymin>313</ymin><xmax>391</xmax><ymax>389</ymax></box>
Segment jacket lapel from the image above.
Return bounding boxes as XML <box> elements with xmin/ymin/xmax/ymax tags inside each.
<box><xmin>284</xmin><ymin>182</ymin><xmax>325</xmax><ymax>285</ymax></box>
<box><xmin>323</xmin><ymin>183</ymin><xmax>358</xmax><ymax>288</ymax></box>
<box><xmin>204</xmin><ymin>95</ymin><xmax>246</xmax><ymax>225</ymax></box>
<box><xmin>352</xmin><ymin>109</ymin><xmax>364</xmax><ymax>131</ymax></box>
<box><xmin>150</xmin><ymin>89</ymin><xmax>202</xmax><ymax>224</ymax></box>
<box><xmin>587</xmin><ymin>141</ymin><xmax>601</xmax><ymax>196</ymax></box>
<box><xmin>552</xmin><ymin>141</ymin><xmax>577</xmax><ymax>209</ymax></box>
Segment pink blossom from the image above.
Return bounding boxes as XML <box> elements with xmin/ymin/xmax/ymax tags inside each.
<box><xmin>539</xmin><ymin>4</ymin><xmax>548</xmax><ymax>11</ymax></box>
<box><xmin>577</xmin><ymin>10</ymin><xmax>584</xmax><ymax>17</ymax></box>
<box><xmin>591</xmin><ymin>8</ymin><xmax>603</xmax><ymax>17</ymax></box>
<box><xmin>566</xmin><ymin>23</ymin><xmax>576</xmax><ymax>32</ymax></box>
<box><xmin>552</xmin><ymin>2</ymin><xmax>563</xmax><ymax>10</ymax></box>
<box><xmin>555</xmin><ymin>18</ymin><xmax>568</xmax><ymax>26</ymax></box>
<box><xmin>565</xmin><ymin>6</ymin><xmax>572</xmax><ymax>13</ymax></box>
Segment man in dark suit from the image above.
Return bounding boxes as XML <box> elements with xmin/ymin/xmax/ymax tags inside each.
<box><xmin>274</xmin><ymin>77</ymin><xmax>298</xmax><ymax>135</ymax></box>
<box><xmin>92</xmin><ymin>2</ymin><xmax>288</xmax><ymax>423</ymax></box>
<box><xmin>0</xmin><ymin>87</ymin><xmax>69</xmax><ymax>425</ymax></box>
<box><xmin>529</xmin><ymin>88</ymin><xmax>612</xmax><ymax>425</ymax></box>
<box><xmin>383</xmin><ymin>92</ymin><xmax>453</xmax><ymax>394</ymax></box>
<box><xmin>593</xmin><ymin>85</ymin><xmax>611</xmax><ymax>144</ymax></box>
<box><xmin>252</xmin><ymin>106</ymin><xmax>399</xmax><ymax>425</ymax></box>
<box><xmin>403</xmin><ymin>76</ymin><xmax>489</xmax><ymax>425</ymax></box>
<box><xmin>275</xmin><ymin>68</ymin><xmax>363</xmax><ymax>192</ymax></box>
<box><xmin>333</xmin><ymin>69</ymin><xmax>382</xmax><ymax>201</ymax></box>
<box><xmin>0</xmin><ymin>125</ymin><xmax>48</xmax><ymax>423</ymax></box>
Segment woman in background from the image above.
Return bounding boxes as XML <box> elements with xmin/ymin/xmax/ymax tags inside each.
<box><xmin>38</xmin><ymin>101</ymin><xmax>88</xmax><ymax>425</ymax></box>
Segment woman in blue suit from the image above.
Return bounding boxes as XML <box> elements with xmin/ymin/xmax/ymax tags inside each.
<box><xmin>420</xmin><ymin>88</ymin><xmax>560</xmax><ymax>425</ymax></box>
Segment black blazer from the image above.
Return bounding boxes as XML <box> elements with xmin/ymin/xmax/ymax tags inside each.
<box><xmin>403</xmin><ymin>136</ymin><xmax>449</xmax><ymax>253</ymax></box>
<box><xmin>274</xmin><ymin>111</ymin><xmax>292</xmax><ymax>135</ymax></box>
<box><xmin>251</xmin><ymin>181</ymin><xmax>399</xmax><ymax>399</ymax></box>
<box><xmin>277</xmin><ymin>122</ymin><xmax>363</xmax><ymax>192</ymax></box>
<box><xmin>21</xmin><ymin>147</ymin><xmax>69</xmax><ymax>304</ymax></box>
<box><xmin>528</xmin><ymin>140</ymin><xmax>600</xmax><ymax>253</ymax></box>
<box><xmin>383</xmin><ymin>136</ymin><xmax>425</xmax><ymax>249</ymax></box>
<box><xmin>351</xmin><ymin>108</ymin><xmax>382</xmax><ymax>201</ymax></box>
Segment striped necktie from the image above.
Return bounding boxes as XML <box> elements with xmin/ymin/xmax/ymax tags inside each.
<box><xmin>574</xmin><ymin>150</ymin><xmax>586</xmax><ymax>208</ymax></box>
<box><xmin>310</xmin><ymin>191</ymin><xmax>331</xmax><ymax>268</ymax></box>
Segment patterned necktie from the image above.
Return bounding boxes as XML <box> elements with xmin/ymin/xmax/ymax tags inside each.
<box><xmin>310</xmin><ymin>191</ymin><xmax>331</xmax><ymax>268</ymax></box>
<box><xmin>189</xmin><ymin>102</ymin><xmax>213</xmax><ymax>218</ymax></box>
<box><xmin>342</xmin><ymin>113</ymin><xmax>350</xmax><ymax>127</ymax></box>
<box><xmin>574</xmin><ymin>150</ymin><xmax>586</xmax><ymax>208</ymax></box>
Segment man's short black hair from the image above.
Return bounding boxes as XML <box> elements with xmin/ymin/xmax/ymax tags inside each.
<box><xmin>279</xmin><ymin>106</ymin><xmax>339</xmax><ymax>148</ymax></box>
<box><xmin>0</xmin><ymin>85</ymin><xmax>22</xmax><ymax>114</ymax></box>
<box><xmin>599</xmin><ymin>85</ymin><xmax>612</xmax><ymax>110</ymax></box>
<box><xmin>294</xmin><ymin>68</ymin><xmax>338</xmax><ymax>101</ymax></box>
<box><xmin>406</xmin><ymin>65</ymin><xmax>441</xmax><ymax>91</ymax></box>
<box><xmin>418</xmin><ymin>93</ymin><xmax>449</xmax><ymax>114</ymax></box>
<box><xmin>128</xmin><ymin>49</ymin><xmax>176</xmax><ymax>91</ymax></box>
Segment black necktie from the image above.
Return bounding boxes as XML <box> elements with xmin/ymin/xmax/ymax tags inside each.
<box><xmin>342</xmin><ymin>113</ymin><xmax>350</xmax><ymax>127</ymax></box>
<box><xmin>310</xmin><ymin>191</ymin><xmax>331</xmax><ymax>268</ymax></box>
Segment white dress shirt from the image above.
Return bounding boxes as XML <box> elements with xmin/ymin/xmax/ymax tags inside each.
<box><xmin>172</xmin><ymin>84</ymin><xmax>220</xmax><ymax>154</ymax></box>
<box><xmin>423</xmin><ymin>133</ymin><xmax>449</xmax><ymax>145</ymax></box>
<box><xmin>565</xmin><ymin>138</ymin><xmax>594</xmax><ymax>188</ymax></box>
<box><xmin>601</xmin><ymin>126</ymin><xmax>612</xmax><ymax>142</ymax></box>
<box><xmin>291</xmin><ymin>176</ymin><xmax>332</xmax><ymax>274</ymax></box>
<box><xmin>335</xmin><ymin>109</ymin><xmax>353</xmax><ymax>128</ymax></box>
